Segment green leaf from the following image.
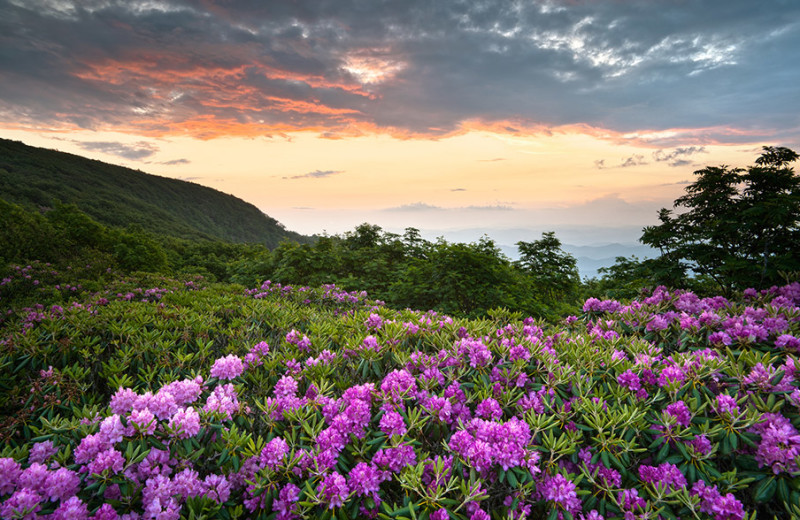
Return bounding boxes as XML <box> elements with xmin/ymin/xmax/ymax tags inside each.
<box><xmin>753</xmin><ymin>476</ymin><xmax>776</xmax><ymax>503</ymax></box>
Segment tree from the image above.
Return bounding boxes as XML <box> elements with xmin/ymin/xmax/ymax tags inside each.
<box><xmin>515</xmin><ymin>232</ymin><xmax>580</xmax><ymax>297</ymax></box>
<box><xmin>641</xmin><ymin>146</ymin><xmax>800</xmax><ymax>293</ymax></box>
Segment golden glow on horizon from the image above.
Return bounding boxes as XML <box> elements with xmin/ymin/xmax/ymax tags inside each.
<box><xmin>1</xmin><ymin>125</ymin><xmax>764</xmax><ymax>224</ymax></box>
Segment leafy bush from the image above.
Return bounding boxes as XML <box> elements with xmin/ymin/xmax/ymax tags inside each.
<box><xmin>1</xmin><ymin>268</ymin><xmax>798</xmax><ymax>519</ymax></box>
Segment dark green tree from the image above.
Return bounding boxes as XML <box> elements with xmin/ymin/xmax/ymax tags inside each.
<box><xmin>514</xmin><ymin>232</ymin><xmax>580</xmax><ymax>298</ymax></box>
<box><xmin>641</xmin><ymin>146</ymin><xmax>800</xmax><ymax>293</ymax></box>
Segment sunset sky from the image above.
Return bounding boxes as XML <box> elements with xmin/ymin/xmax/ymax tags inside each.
<box><xmin>1</xmin><ymin>0</ymin><xmax>799</xmax><ymax>246</ymax></box>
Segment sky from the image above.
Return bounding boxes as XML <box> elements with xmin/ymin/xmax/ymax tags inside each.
<box><xmin>1</xmin><ymin>0</ymin><xmax>799</xmax><ymax>247</ymax></box>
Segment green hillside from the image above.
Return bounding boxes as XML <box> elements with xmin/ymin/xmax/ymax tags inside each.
<box><xmin>0</xmin><ymin>138</ymin><xmax>309</xmax><ymax>247</ymax></box>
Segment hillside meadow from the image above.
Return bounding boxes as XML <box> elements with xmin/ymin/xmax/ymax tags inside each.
<box><xmin>1</xmin><ymin>263</ymin><xmax>799</xmax><ymax>520</ymax></box>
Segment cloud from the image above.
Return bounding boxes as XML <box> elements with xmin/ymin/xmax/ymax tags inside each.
<box><xmin>75</xmin><ymin>140</ymin><xmax>158</xmax><ymax>160</ymax></box>
<box><xmin>595</xmin><ymin>154</ymin><xmax>647</xmax><ymax>169</ymax></box>
<box><xmin>465</xmin><ymin>204</ymin><xmax>514</xmax><ymax>211</ymax></box>
<box><xmin>284</xmin><ymin>169</ymin><xmax>343</xmax><ymax>180</ymax></box>
<box><xmin>451</xmin><ymin>188</ymin><xmax>467</xmax><ymax>192</ymax></box>
<box><xmin>385</xmin><ymin>202</ymin><xmax>445</xmax><ymax>212</ymax></box>
<box><xmin>669</xmin><ymin>159</ymin><xmax>693</xmax><ymax>168</ymax></box>
<box><xmin>0</xmin><ymin>0</ymin><xmax>797</xmax><ymax>143</ymax></box>
<box><xmin>384</xmin><ymin>202</ymin><xmax>513</xmax><ymax>212</ymax></box>
<box><xmin>478</xmin><ymin>158</ymin><xmax>506</xmax><ymax>162</ymax></box>
<box><xmin>176</xmin><ymin>176</ymin><xmax>202</xmax><ymax>181</ymax></box>
<box><xmin>158</xmin><ymin>158</ymin><xmax>191</xmax><ymax>166</ymax></box>
<box><xmin>620</xmin><ymin>155</ymin><xmax>647</xmax><ymax>168</ymax></box>
<box><xmin>652</xmin><ymin>146</ymin><xmax>707</xmax><ymax>166</ymax></box>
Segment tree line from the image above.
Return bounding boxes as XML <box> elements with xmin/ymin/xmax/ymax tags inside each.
<box><xmin>3</xmin><ymin>146</ymin><xmax>798</xmax><ymax>320</ymax></box>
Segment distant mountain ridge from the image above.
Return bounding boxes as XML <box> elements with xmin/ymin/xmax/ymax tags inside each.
<box><xmin>562</xmin><ymin>243</ymin><xmax>656</xmax><ymax>279</ymax></box>
<box><xmin>0</xmin><ymin>138</ymin><xmax>310</xmax><ymax>247</ymax></box>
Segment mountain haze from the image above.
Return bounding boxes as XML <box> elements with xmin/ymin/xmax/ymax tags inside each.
<box><xmin>0</xmin><ymin>139</ymin><xmax>309</xmax><ymax>247</ymax></box>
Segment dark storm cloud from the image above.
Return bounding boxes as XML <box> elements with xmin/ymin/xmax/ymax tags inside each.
<box><xmin>1</xmin><ymin>0</ymin><xmax>799</xmax><ymax>142</ymax></box>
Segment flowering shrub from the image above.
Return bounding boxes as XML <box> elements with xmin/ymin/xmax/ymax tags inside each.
<box><xmin>1</xmin><ymin>273</ymin><xmax>799</xmax><ymax>519</ymax></box>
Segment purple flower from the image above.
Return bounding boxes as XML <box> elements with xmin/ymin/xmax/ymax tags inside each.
<box><xmin>0</xmin><ymin>458</ymin><xmax>22</xmax><ymax>495</ymax></box>
<box><xmin>708</xmin><ymin>331</ymin><xmax>732</xmax><ymax>346</ymax></box>
<box><xmin>45</xmin><ymin>467</ymin><xmax>81</xmax><ymax>502</ymax></box>
<box><xmin>274</xmin><ymin>376</ymin><xmax>299</xmax><ymax>398</ymax></box>
<box><xmin>460</xmin><ymin>338</ymin><xmax>492</xmax><ymax>368</ymax></box>
<box><xmin>347</xmin><ymin>462</ymin><xmax>386</xmax><ymax>497</ymax></box>
<box><xmin>431</xmin><ymin>509</ymin><xmax>450</xmax><ymax>520</ymax></box>
<box><xmin>99</xmin><ymin>414</ymin><xmax>126</xmax><ymax>445</ymax></box>
<box><xmin>373</xmin><ymin>443</ymin><xmax>417</xmax><ymax>473</ymax></box>
<box><xmin>665</xmin><ymin>401</ymin><xmax>692</xmax><ymax>428</ymax></box>
<box><xmin>365</xmin><ymin>313</ymin><xmax>384</xmax><ymax>330</ymax></box>
<box><xmin>692</xmin><ymin>480</ymin><xmax>745</xmax><ymax>520</ymax></box>
<box><xmin>273</xmin><ymin>482</ymin><xmax>301</xmax><ymax>519</ymax></box>
<box><xmin>475</xmin><ymin>398</ymin><xmax>503</xmax><ymax>420</ymax></box>
<box><xmin>714</xmin><ymin>394</ymin><xmax>740</xmax><ymax>416</ymax></box>
<box><xmin>252</xmin><ymin>341</ymin><xmax>271</xmax><ymax>356</ymax></box>
<box><xmin>689</xmin><ymin>434</ymin><xmax>713</xmax><ymax>456</ymax></box>
<box><xmin>751</xmin><ymin>413</ymin><xmax>800</xmax><ymax>474</ymax></box>
<box><xmin>87</xmin><ymin>448</ymin><xmax>125</xmax><ymax>476</ymax></box>
<box><xmin>210</xmin><ymin>354</ymin><xmax>244</xmax><ymax>380</ymax></box>
<box><xmin>285</xmin><ymin>329</ymin><xmax>301</xmax><ymax>344</ymax></box>
<box><xmin>0</xmin><ymin>488</ymin><xmax>42</xmax><ymax>519</ymax></box>
<box><xmin>617</xmin><ymin>370</ymin><xmax>641</xmax><ymax>392</ymax></box>
<box><xmin>51</xmin><ymin>496</ymin><xmax>89</xmax><ymax>520</ymax></box>
<box><xmin>638</xmin><ymin>462</ymin><xmax>687</xmax><ymax>491</ymax></box>
<box><xmin>142</xmin><ymin>474</ymin><xmax>177</xmax><ymax>515</ymax></box>
<box><xmin>379</xmin><ymin>410</ymin><xmax>408</xmax><ymax>437</ymax></box>
<box><xmin>646</xmin><ymin>315</ymin><xmax>670</xmax><ymax>332</ymax></box>
<box><xmin>317</xmin><ymin>472</ymin><xmax>349</xmax><ymax>509</ymax></box>
<box><xmin>172</xmin><ymin>468</ymin><xmax>205</xmax><ymax>499</ymax></box>
<box><xmin>775</xmin><ymin>334</ymin><xmax>800</xmax><ymax>351</ymax></box>
<box><xmin>92</xmin><ymin>504</ymin><xmax>120</xmax><ymax>520</ymax></box>
<box><xmin>316</xmin><ymin>427</ymin><xmax>347</xmax><ymax>455</ymax></box>
<box><xmin>380</xmin><ymin>369</ymin><xmax>418</xmax><ymax>401</ymax></box>
<box><xmin>28</xmin><ymin>440</ymin><xmax>58</xmax><ymax>465</ymax></box>
<box><xmin>332</xmin><ymin>399</ymin><xmax>372</xmax><ymax>438</ymax></box>
<box><xmin>160</xmin><ymin>378</ymin><xmax>204</xmax><ymax>405</ymax></box>
<box><xmin>658</xmin><ymin>364</ymin><xmax>687</xmax><ymax>388</ymax></box>
<box><xmin>204</xmin><ymin>383</ymin><xmax>239</xmax><ymax>420</ymax></box>
<box><xmin>168</xmin><ymin>406</ymin><xmax>201</xmax><ymax>439</ymax></box>
<box><xmin>17</xmin><ymin>463</ymin><xmax>49</xmax><ymax>495</ymax></box>
<box><xmin>203</xmin><ymin>474</ymin><xmax>231</xmax><ymax>503</ymax></box>
<box><xmin>260</xmin><ymin>437</ymin><xmax>290</xmax><ymax>470</ymax></box>
<box><xmin>423</xmin><ymin>395</ymin><xmax>453</xmax><ymax>423</ymax></box>
<box><xmin>618</xmin><ymin>488</ymin><xmax>646</xmax><ymax>512</ymax></box>
<box><xmin>148</xmin><ymin>390</ymin><xmax>179</xmax><ymax>420</ymax></box>
<box><xmin>129</xmin><ymin>408</ymin><xmax>157</xmax><ymax>435</ymax></box>
<box><xmin>539</xmin><ymin>473</ymin><xmax>581</xmax><ymax>515</ymax></box>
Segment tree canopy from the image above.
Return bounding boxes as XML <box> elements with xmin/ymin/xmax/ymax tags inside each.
<box><xmin>641</xmin><ymin>146</ymin><xmax>800</xmax><ymax>293</ymax></box>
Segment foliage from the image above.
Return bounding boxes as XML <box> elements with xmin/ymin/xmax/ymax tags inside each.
<box><xmin>641</xmin><ymin>146</ymin><xmax>800</xmax><ymax>294</ymax></box>
<box><xmin>261</xmin><ymin>225</ymin><xmax>582</xmax><ymax>320</ymax></box>
<box><xmin>1</xmin><ymin>266</ymin><xmax>799</xmax><ymax>519</ymax></box>
<box><xmin>515</xmin><ymin>232</ymin><xmax>580</xmax><ymax>299</ymax></box>
<box><xmin>0</xmin><ymin>138</ymin><xmax>311</xmax><ymax>247</ymax></box>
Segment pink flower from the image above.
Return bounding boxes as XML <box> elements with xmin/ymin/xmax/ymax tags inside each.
<box><xmin>317</xmin><ymin>472</ymin><xmax>349</xmax><ymax>509</ymax></box>
<box><xmin>210</xmin><ymin>355</ymin><xmax>244</xmax><ymax>380</ymax></box>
